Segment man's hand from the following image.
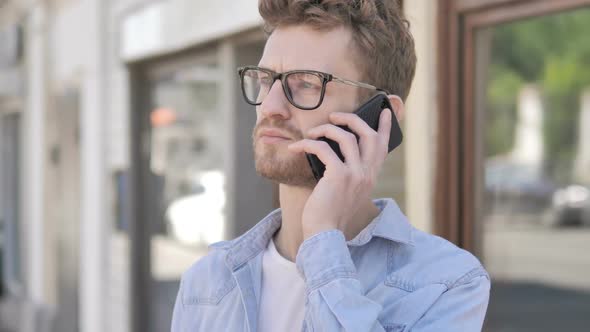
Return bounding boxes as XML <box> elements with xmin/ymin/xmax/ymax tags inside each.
<box><xmin>287</xmin><ymin>109</ymin><xmax>393</xmax><ymax>240</ymax></box>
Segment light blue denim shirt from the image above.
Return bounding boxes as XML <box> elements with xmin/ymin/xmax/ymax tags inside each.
<box><xmin>171</xmin><ymin>198</ymin><xmax>490</xmax><ymax>331</ymax></box>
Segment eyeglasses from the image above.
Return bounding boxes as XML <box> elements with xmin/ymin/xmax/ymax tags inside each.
<box><xmin>237</xmin><ymin>66</ymin><xmax>389</xmax><ymax>110</ymax></box>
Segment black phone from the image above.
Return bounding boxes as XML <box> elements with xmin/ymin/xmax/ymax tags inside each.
<box><xmin>305</xmin><ymin>93</ymin><xmax>403</xmax><ymax>181</ymax></box>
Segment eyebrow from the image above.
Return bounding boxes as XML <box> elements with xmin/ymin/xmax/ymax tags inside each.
<box><xmin>257</xmin><ymin>64</ymin><xmax>333</xmax><ymax>74</ymax></box>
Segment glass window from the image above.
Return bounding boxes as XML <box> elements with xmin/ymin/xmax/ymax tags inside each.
<box><xmin>475</xmin><ymin>8</ymin><xmax>590</xmax><ymax>331</ymax></box>
<box><xmin>145</xmin><ymin>60</ymin><xmax>226</xmax><ymax>332</ymax></box>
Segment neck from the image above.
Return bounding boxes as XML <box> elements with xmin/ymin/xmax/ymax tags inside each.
<box><xmin>273</xmin><ymin>183</ymin><xmax>380</xmax><ymax>262</ymax></box>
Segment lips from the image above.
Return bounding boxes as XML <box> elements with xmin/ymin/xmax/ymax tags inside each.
<box><xmin>258</xmin><ymin>128</ymin><xmax>292</xmax><ymax>140</ymax></box>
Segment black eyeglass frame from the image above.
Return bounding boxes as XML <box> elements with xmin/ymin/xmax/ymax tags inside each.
<box><xmin>237</xmin><ymin>65</ymin><xmax>390</xmax><ymax>110</ymax></box>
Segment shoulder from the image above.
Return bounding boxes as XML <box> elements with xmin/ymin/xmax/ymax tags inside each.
<box><xmin>385</xmin><ymin>228</ymin><xmax>489</xmax><ymax>291</ymax></box>
<box><xmin>179</xmin><ymin>244</ymin><xmax>236</xmax><ymax>305</ymax></box>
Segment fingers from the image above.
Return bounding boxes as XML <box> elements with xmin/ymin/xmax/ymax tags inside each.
<box><xmin>328</xmin><ymin>110</ymin><xmax>391</xmax><ymax>160</ymax></box>
<box><xmin>328</xmin><ymin>112</ymin><xmax>374</xmax><ymax>141</ymax></box>
<box><xmin>305</xmin><ymin>124</ymin><xmax>361</xmax><ymax>165</ymax></box>
<box><xmin>289</xmin><ymin>109</ymin><xmax>392</xmax><ymax>180</ymax></box>
<box><xmin>287</xmin><ymin>139</ymin><xmax>344</xmax><ymax>170</ymax></box>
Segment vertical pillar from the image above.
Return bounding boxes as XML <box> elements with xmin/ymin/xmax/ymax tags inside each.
<box><xmin>403</xmin><ymin>0</ymin><xmax>438</xmax><ymax>232</ymax></box>
<box><xmin>79</xmin><ymin>0</ymin><xmax>109</xmax><ymax>331</ymax></box>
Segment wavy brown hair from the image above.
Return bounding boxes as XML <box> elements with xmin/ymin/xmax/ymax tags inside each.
<box><xmin>259</xmin><ymin>0</ymin><xmax>416</xmax><ymax>102</ymax></box>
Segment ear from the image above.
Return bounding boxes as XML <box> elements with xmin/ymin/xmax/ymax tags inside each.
<box><xmin>386</xmin><ymin>95</ymin><xmax>405</xmax><ymax>121</ymax></box>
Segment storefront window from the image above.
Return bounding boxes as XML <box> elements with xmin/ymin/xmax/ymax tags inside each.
<box><xmin>150</xmin><ymin>74</ymin><xmax>226</xmax><ymax>246</ymax></box>
<box><xmin>475</xmin><ymin>8</ymin><xmax>590</xmax><ymax>331</ymax></box>
<box><xmin>143</xmin><ymin>59</ymin><xmax>226</xmax><ymax>332</ymax></box>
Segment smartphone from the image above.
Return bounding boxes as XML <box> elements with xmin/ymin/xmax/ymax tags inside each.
<box><xmin>305</xmin><ymin>93</ymin><xmax>403</xmax><ymax>181</ymax></box>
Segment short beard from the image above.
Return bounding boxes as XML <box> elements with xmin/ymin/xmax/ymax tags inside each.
<box><xmin>252</xmin><ymin>119</ymin><xmax>317</xmax><ymax>188</ymax></box>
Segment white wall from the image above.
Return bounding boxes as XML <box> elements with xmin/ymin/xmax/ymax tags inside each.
<box><xmin>403</xmin><ymin>0</ymin><xmax>438</xmax><ymax>233</ymax></box>
<box><xmin>119</xmin><ymin>0</ymin><xmax>262</xmax><ymax>61</ymax></box>
<box><xmin>23</xmin><ymin>0</ymin><xmax>48</xmax><ymax>312</ymax></box>
<box><xmin>18</xmin><ymin>3</ymin><xmax>52</xmax><ymax>331</ymax></box>
<box><xmin>49</xmin><ymin>1</ymin><xmax>109</xmax><ymax>332</ymax></box>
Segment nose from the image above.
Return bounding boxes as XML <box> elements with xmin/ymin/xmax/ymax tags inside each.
<box><xmin>258</xmin><ymin>79</ymin><xmax>291</xmax><ymax>119</ymax></box>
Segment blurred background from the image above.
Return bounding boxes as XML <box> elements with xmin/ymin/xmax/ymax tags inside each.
<box><xmin>0</xmin><ymin>0</ymin><xmax>589</xmax><ymax>331</ymax></box>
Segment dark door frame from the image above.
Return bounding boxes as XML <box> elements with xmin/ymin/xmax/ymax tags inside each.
<box><xmin>0</xmin><ymin>111</ymin><xmax>22</xmax><ymax>297</ymax></box>
<box><xmin>435</xmin><ymin>0</ymin><xmax>590</xmax><ymax>252</ymax></box>
<box><xmin>128</xmin><ymin>62</ymin><xmax>152</xmax><ymax>332</ymax></box>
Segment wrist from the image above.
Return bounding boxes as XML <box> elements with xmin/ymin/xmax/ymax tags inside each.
<box><xmin>302</xmin><ymin>222</ymin><xmax>339</xmax><ymax>240</ymax></box>
<box><xmin>296</xmin><ymin>229</ymin><xmax>357</xmax><ymax>291</ymax></box>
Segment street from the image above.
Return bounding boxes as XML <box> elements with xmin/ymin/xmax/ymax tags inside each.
<box><xmin>483</xmin><ymin>216</ymin><xmax>590</xmax><ymax>331</ymax></box>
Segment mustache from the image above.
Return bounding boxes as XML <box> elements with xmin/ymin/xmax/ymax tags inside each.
<box><xmin>253</xmin><ymin>118</ymin><xmax>304</xmax><ymax>140</ymax></box>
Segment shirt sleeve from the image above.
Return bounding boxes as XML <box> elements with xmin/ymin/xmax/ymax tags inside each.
<box><xmin>295</xmin><ymin>230</ymin><xmax>491</xmax><ymax>332</ymax></box>
<box><xmin>409</xmin><ymin>274</ymin><xmax>490</xmax><ymax>331</ymax></box>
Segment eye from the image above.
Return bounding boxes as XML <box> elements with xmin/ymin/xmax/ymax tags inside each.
<box><xmin>288</xmin><ymin>73</ymin><xmax>322</xmax><ymax>91</ymax></box>
<box><xmin>259</xmin><ymin>76</ymin><xmax>274</xmax><ymax>87</ymax></box>
<box><xmin>301</xmin><ymin>81</ymin><xmax>319</xmax><ymax>89</ymax></box>
<box><xmin>245</xmin><ymin>69</ymin><xmax>273</xmax><ymax>87</ymax></box>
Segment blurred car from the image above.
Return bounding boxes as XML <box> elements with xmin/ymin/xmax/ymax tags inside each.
<box><xmin>485</xmin><ymin>162</ymin><xmax>557</xmax><ymax>214</ymax></box>
<box><xmin>164</xmin><ymin>170</ymin><xmax>226</xmax><ymax>246</ymax></box>
<box><xmin>550</xmin><ymin>185</ymin><xmax>590</xmax><ymax>227</ymax></box>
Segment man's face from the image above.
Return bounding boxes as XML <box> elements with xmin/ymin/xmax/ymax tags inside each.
<box><xmin>252</xmin><ymin>25</ymin><xmax>362</xmax><ymax>188</ymax></box>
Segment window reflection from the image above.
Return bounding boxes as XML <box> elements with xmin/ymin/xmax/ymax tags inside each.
<box><xmin>478</xmin><ymin>8</ymin><xmax>590</xmax><ymax>332</ymax></box>
<box><xmin>150</xmin><ymin>73</ymin><xmax>226</xmax><ymax>248</ymax></box>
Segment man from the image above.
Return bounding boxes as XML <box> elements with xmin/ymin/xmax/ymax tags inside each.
<box><xmin>172</xmin><ymin>1</ymin><xmax>490</xmax><ymax>331</ymax></box>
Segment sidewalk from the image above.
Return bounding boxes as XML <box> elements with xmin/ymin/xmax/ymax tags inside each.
<box><xmin>0</xmin><ymin>295</ymin><xmax>53</xmax><ymax>332</ymax></box>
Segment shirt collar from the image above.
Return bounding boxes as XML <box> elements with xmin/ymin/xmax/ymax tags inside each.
<box><xmin>346</xmin><ymin>198</ymin><xmax>414</xmax><ymax>247</ymax></box>
<box><xmin>210</xmin><ymin>198</ymin><xmax>414</xmax><ymax>271</ymax></box>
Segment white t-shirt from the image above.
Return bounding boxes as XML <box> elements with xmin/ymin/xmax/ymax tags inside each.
<box><xmin>258</xmin><ymin>236</ymin><xmax>307</xmax><ymax>332</ymax></box>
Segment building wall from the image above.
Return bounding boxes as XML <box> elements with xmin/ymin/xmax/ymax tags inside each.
<box><xmin>22</xmin><ymin>4</ymin><xmax>50</xmax><ymax>331</ymax></box>
<box><xmin>404</xmin><ymin>0</ymin><xmax>438</xmax><ymax>233</ymax></box>
<box><xmin>117</xmin><ymin>0</ymin><xmax>262</xmax><ymax>62</ymax></box>
<box><xmin>6</xmin><ymin>0</ymin><xmax>111</xmax><ymax>331</ymax></box>
<box><xmin>50</xmin><ymin>1</ymin><xmax>110</xmax><ymax>331</ymax></box>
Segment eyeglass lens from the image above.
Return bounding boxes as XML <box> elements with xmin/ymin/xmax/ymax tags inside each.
<box><xmin>242</xmin><ymin>68</ymin><xmax>324</xmax><ymax>109</ymax></box>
